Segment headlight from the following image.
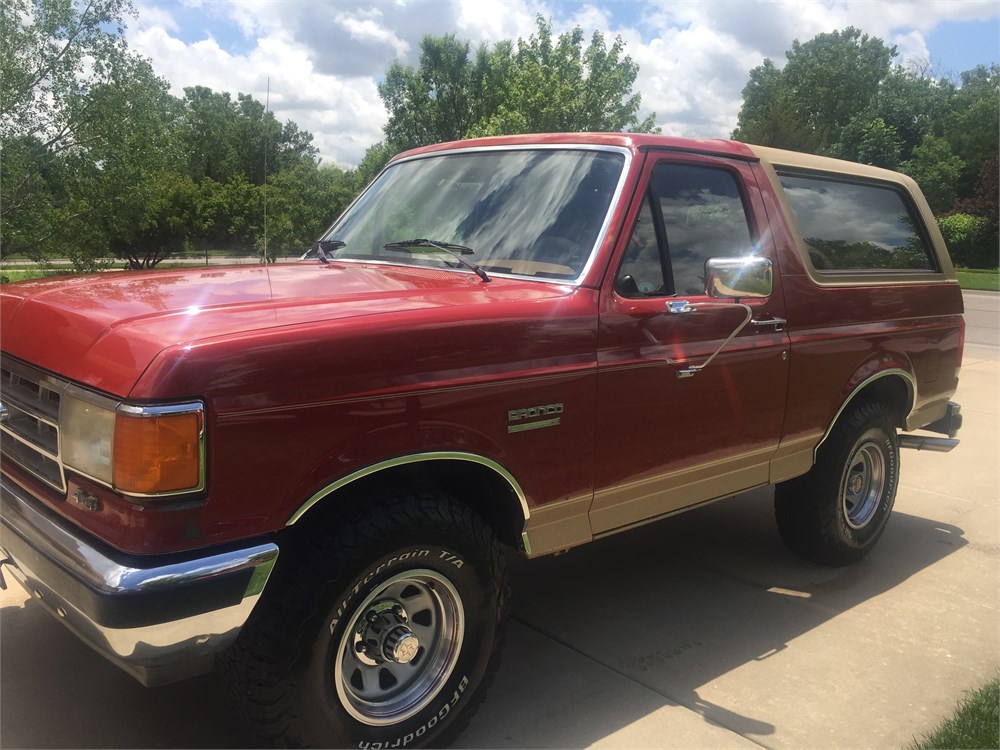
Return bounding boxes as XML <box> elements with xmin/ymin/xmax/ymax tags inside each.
<box><xmin>61</xmin><ymin>393</ymin><xmax>115</xmax><ymax>485</ymax></box>
<box><xmin>61</xmin><ymin>391</ymin><xmax>205</xmax><ymax>497</ymax></box>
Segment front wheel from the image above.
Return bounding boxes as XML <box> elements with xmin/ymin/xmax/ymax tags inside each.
<box><xmin>225</xmin><ymin>490</ymin><xmax>509</xmax><ymax>748</ymax></box>
<box><xmin>775</xmin><ymin>401</ymin><xmax>900</xmax><ymax>566</ymax></box>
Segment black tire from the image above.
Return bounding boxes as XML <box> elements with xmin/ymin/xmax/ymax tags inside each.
<box><xmin>775</xmin><ymin>400</ymin><xmax>900</xmax><ymax>566</ymax></box>
<box><xmin>224</xmin><ymin>489</ymin><xmax>509</xmax><ymax>748</ymax></box>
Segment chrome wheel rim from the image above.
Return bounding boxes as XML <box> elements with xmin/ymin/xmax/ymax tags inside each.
<box><xmin>334</xmin><ymin>569</ymin><xmax>464</xmax><ymax>726</ymax></box>
<box><xmin>842</xmin><ymin>442</ymin><xmax>885</xmax><ymax>529</ymax></box>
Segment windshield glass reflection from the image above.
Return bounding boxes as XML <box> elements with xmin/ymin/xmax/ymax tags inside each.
<box><xmin>325</xmin><ymin>149</ymin><xmax>625</xmax><ymax>281</ymax></box>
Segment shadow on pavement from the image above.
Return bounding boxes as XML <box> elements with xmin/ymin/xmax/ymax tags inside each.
<box><xmin>463</xmin><ymin>485</ymin><xmax>968</xmax><ymax>747</ymax></box>
<box><xmin>0</xmin><ymin>486</ymin><xmax>967</xmax><ymax>748</ymax></box>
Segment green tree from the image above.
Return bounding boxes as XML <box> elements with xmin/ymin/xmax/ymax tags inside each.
<box><xmin>192</xmin><ymin>175</ymin><xmax>262</xmax><ymax>254</ymax></box>
<box><xmin>179</xmin><ymin>86</ymin><xmax>319</xmax><ymax>185</ymax></box>
<box><xmin>833</xmin><ymin>70</ymin><xmax>953</xmax><ymax>166</ymax></box>
<box><xmin>834</xmin><ymin>116</ymin><xmax>903</xmax><ymax>169</ymax></box>
<box><xmin>75</xmin><ymin>58</ymin><xmax>190</xmax><ymax>267</ymax></box>
<box><xmin>0</xmin><ymin>0</ymin><xmax>133</xmax><ymax>149</ymax></box>
<box><xmin>354</xmin><ymin>141</ymin><xmax>397</xmax><ymax>188</ymax></box>
<box><xmin>1</xmin><ymin>0</ymin><xmax>139</xmax><ymax>264</ymax></box>
<box><xmin>262</xmin><ymin>164</ymin><xmax>357</xmax><ymax>260</ymax></box>
<box><xmin>865</xmin><ymin>71</ymin><xmax>952</xmax><ymax>161</ymax></box>
<box><xmin>941</xmin><ymin>64</ymin><xmax>999</xmax><ymax>199</ymax></box>
<box><xmin>938</xmin><ymin>213</ymin><xmax>996</xmax><ymax>269</ymax></box>
<box><xmin>732</xmin><ymin>59</ymin><xmax>815</xmax><ymax>149</ymax></box>
<box><xmin>782</xmin><ymin>28</ymin><xmax>896</xmax><ymax>149</ymax></box>
<box><xmin>733</xmin><ymin>27</ymin><xmax>896</xmax><ymax>153</ymax></box>
<box><xmin>954</xmin><ymin>152</ymin><xmax>998</xmax><ymax>228</ymax></box>
<box><xmin>470</xmin><ymin>18</ymin><xmax>657</xmax><ymax>136</ymax></box>
<box><xmin>732</xmin><ymin>29</ymin><xmax>996</xmax><ymax>226</ymax></box>
<box><xmin>376</xmin><ymin>16</ymin><xmax>657</xmax><ymax>156</ymax></box>
<box><xmin>900</xmin><ymin>135</ymin><xmax>965</xmax><ymax>214</ymax></box>
<box><xmin>109</xmin><ymin>171</ymin><xmax>199</xmax><ymax>268</ymax></box>
<box><xmin>379</xmin><ymin>35</ymin><xmax>492</xmax><ymax>152</ymax></box>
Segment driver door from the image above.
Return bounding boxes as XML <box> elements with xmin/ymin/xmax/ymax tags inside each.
<box><xmin>591</xmin><ymin>152</ymin><xmax>790</xmax><ymax>533</ymax></box>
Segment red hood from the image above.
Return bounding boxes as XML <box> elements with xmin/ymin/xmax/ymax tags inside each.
<box><xmin>1</xmin><ymin>262</ymin><xmax>570</xmax><ymax>396</ymax></box>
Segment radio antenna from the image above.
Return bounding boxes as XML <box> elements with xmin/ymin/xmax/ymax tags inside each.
<box><xmin>262</xmin><ymin>76</ymin><xmax>270</xmax><ymax>264</ymax></box>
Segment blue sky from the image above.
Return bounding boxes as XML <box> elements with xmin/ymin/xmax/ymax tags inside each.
<box><xmin>925</xmin><ymin>17</ymin><xmax>1000</xmax><ymax>74</ymax></box>
<box><xmin>127</xmin><ymin>1</ymin><xmax>1000</xmax><ymax>166</ymax></box>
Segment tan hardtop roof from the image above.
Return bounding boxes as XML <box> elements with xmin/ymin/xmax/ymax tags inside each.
<box><xmin>747</xmin><ymin>144</ymin><xmax>915</xmax><ymax>185</ymax></box>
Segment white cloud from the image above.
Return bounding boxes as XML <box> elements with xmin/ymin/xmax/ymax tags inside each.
<box><xmin>891</xmin><ymin>30</ymin><xmax>932</xmax><ymax>67</ymax></box>
<box><xmin>455</xmin><ymin>0</ymin><xmax>540</xmax><ymax>42</ymax></box>
<box><xmin>134</xmin><ymin>2</ymin><xmax>178</xmax><ymax>33</ymax></box>
<box><xmin>127</xmin><ymin>23</ymin><xmax>387</xmax><ymax>166</ymax></box>
<box><xmin>129</xmin><ymin>0</ymin><xmax>998</xmax><ymax>165</ymax></box>
<box><xmin>337</xmin><ymin>8</ymin><xmax>409</xmax><ymax>58</ymax></box>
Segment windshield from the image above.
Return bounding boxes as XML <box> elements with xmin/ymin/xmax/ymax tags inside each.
<box><xmin>322</xmin><ymin>148</ymin><xmax>626</xmax><ymax>281</ymax></box>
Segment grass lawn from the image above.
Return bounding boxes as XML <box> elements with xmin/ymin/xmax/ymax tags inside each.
<box><xmin>913</xmin><ymin>677</ymin><xmax>1000</xmax><ymax>749</ymax></box>
<box><xmin>956</xmin><ymin>267</ymin><xmax>1000</xmax><ymax>292</ymax></box>
<box><xmin>0</xmin><ymin>268</ymin><xmax>76</xmax><ymax>283</ymax></box>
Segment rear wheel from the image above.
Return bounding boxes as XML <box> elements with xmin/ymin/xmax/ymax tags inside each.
<box><xmin>775</xmin><ymin>401</ymin><xmax>899</xmax><ymax>566</ymax></box>
<box><xmin>225</xmin><ymin>490</ymin><xmax>509</xmax><ymax>748</ymax></box>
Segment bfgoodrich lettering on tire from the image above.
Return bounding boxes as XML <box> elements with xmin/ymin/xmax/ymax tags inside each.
<box><xmin>224</xmin><ymin>490</ymin><xmax>509</xmax><ymax>748</ymax></box>
<box><xmin>775</xmin><ymin>400</ymin><xmax>900</xmax><ymax>566</ymax></box>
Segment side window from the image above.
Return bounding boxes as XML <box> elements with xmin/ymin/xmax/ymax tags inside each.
<box><xmin>778</xmin><ymin>173</ymin><xmax>936</xmax><ymax>272</ymax></box>
<box><xmin>616</xmin><ymin>162</ymin><xmax>755</xmax><ymax>297</ymax></box>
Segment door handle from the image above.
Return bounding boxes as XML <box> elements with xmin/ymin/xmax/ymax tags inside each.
<box><xmin>750</xmin><ymin>317</ymin><xmax>787</xmax><ymax>332</ymax></box>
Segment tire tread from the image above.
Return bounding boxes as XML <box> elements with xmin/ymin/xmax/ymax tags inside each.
<box><xmin>775</xmin><ymin>400</ymin><xmax>899</xmax><ymax>566</ymax></box>
<box><xmin>223</xmin><ymin>488</ymin><xmax>509</xmax><ymax>748</ymax></box>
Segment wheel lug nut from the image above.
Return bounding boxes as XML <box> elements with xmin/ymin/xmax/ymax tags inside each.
<box><xmin>366</xmin><ymin>611</ymin><xmax>379</xmax><ymax>624</ymax></box>
<box><xmin>393</xmin><ymin>605</ymin><xmax>405</xmax><ymax>620</ymax></box>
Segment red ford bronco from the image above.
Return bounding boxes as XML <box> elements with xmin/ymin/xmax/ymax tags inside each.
<box><xmin>0</xmin><ymin>134</ymin><xmax>964</xmax><ymax>748</ymax></box>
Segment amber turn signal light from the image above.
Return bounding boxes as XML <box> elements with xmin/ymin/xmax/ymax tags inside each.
<box><xmin>113</xmin><ymin>411</ymin><xmax>202</xmax><ymax>495</ymax></box>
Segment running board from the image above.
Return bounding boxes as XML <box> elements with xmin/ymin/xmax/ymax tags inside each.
<box><xmin>899</xmin><ymin>435</ymin><xmax>960</xmax><ymax>452</ymax></box>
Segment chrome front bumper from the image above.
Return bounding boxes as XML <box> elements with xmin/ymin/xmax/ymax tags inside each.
<box><xmin>0</xmin><ymin>476</ymin><xmax>278</xmax><ymax>686</ymax></box>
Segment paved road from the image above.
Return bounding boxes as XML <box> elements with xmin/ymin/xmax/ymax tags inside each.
<box><xmin>1</xmin><ymin>297</ymin><xmax>997</xmax><ymax>749</ymax></box>
<box><xmin>963</xmin><ymin>289</ymin><xmax>1000</xmax><ymax>348</ymax></box>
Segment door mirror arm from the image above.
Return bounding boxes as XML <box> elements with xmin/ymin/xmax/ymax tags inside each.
<box><xmin>666</xmin><ymin>300</ymin><xmax>754</xmax><ymax>378</ymax></box>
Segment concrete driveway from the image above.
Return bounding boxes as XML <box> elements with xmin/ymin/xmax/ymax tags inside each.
<box><xmin>2</xmin><ymin>293</ymin><xmax>997</xmax><ymax>748</ymax></box>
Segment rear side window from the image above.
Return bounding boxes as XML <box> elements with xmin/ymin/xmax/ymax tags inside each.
<box><xmin>778</xmin><ymin>173</ymin><xmax>936</xmax><ymax>272</ymax></box>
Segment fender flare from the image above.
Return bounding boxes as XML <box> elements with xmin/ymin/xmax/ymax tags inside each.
<box><xmin>814</xmin><ymin>367</ymin><xmax>916</xmax><ymax>459</ymax></box>
<box><xmin>286</xmin><ymin>451</ymin><xmax>530</xmax><ymax>527</ymax></box>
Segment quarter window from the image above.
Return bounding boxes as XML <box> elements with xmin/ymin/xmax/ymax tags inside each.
<box><xmin>778</xmin><ymin>173</ymin><xmax>936</xmax><ymax>272</ymax></box>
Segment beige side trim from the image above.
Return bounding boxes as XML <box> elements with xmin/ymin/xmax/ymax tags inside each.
<box><xmin>520</xmin><ymin>494</ymin><xmax>594</xmax><ymax>558</ymax></box>
<box><xmin>287</xmin><ymin>452</ymin><xmax>529</xmax><ymax>527</ymax></box>
<box><xmin>768</xmin><ymin>435</ymin><xmax>818</xmax><ymax>483</ymax></box>
<box><xmin>589</xmin><ymin>448</ymin><xmax>774</xmax><ymax>534</ymax></box>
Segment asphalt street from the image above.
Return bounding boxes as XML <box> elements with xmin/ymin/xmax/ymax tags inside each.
<box><xmin>963</xmin><ymin>289</ymin><xmax>1000</xmax><ymax>348</ymax></box>
<box><xmin>1</xmin><ymin>291</ymin><xmax>997</xmax><ymax>748</ymax></box>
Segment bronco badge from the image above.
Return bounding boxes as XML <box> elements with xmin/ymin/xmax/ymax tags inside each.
<box><xmin>507</xmin><ymin>403</ymin><xmax>563</xmax><ymax>433</ymax></box>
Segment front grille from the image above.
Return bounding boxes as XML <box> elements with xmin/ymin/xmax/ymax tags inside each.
<box><xmin>0</xmin><ymin>358</ymin><xmax>67</xmax><ymax>493</ymax></box>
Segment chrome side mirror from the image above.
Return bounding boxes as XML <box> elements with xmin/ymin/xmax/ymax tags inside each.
<box><xmin>705</xmin><ymin>256</ymin><xmax>772</xmax><ymax>299</ymax></box>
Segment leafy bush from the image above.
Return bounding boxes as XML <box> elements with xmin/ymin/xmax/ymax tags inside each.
<box><xmin>938</xmin><ymin>213</ymin><xmax>999</xmax><ymax>269</ymax></box>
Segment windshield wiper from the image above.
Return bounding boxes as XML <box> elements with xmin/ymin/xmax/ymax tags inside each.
<box><xmin>301</xmin><ymin>239</ymin><xmax>346</xmax><ymax>263</ymax></box>
<box><xmin>383</xmin><ymin>239</ymin><xmax>491</xmax><ymax>283</ymax></box>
